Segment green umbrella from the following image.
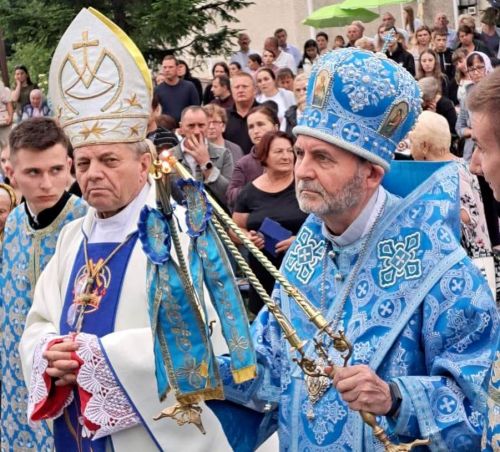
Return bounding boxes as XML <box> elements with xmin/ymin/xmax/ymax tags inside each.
<box><xmin>340</xmin><ymin>0</ymin><xmax>412</xmax><ymax>9</ymax></box>
<box><xmin>303</xmin><ymin>5</ymin><xmax>379</xmax><ymax>28</ymax></box>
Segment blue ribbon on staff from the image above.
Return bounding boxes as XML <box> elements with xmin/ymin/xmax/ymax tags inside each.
<box><xmin>178</xmin><ymin>180</ymin><xmax>257</xmax><ymax>384</ymax></box>
<box><xmin>138</xmin><ymin>206</ymin><xmax>223</xmax><ymax>403</ymax></box>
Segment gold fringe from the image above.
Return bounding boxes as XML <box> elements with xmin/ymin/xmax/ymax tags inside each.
<box><xmin>231</xmin><ymin>365</ymin><xmax>257</xmax><ymax>384</ymax></box>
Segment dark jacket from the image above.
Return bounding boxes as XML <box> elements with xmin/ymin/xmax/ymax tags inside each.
<box><xmin>386</xmin><ymin>43</ymin><xmax>416</xmax><ymax>77</ymax></box>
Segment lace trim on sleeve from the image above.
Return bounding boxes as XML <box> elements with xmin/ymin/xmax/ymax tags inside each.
<box><xmin>75</xmin><ymin>333</ymin><xmax>140</xmax><ymax>440</ymax></box>
<box><xmin>28</xmin><ymin>334</ymin><xmax>74</xmax><ymax>426</ymax></box>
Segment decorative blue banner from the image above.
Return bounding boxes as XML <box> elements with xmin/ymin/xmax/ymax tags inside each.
<box><xmin>178</xmin><ymin>179</ymin><xmax>257</xmax><ymax>384</ymax></box>
<box><xmin>139</xmin><ymin>206</ymin><xmax>223</xmax><ymax>402</ymax></box>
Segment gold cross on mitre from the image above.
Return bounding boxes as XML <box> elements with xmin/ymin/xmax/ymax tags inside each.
<box><xmin>64</xmin><ymin>29</ymin><xmax>118</xmax><ymax>108</ymax></box>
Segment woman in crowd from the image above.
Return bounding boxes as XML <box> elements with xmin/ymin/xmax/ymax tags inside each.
<box><xmin>403</xmin><ymin>5</ymin><xmax>422</xmax><ymax>39</ymax></box>
<box><xmin>202</xmin><ymin>62</ymin><xmax>230</xmax><ymax>105</ymax></box>
<box><xmin>374</xmin><ymin>24</ymin><xmax>387</xmax><ymax>52</ymax></box>
<box><xmin>457</xmin><ymin>51</ymin><xmax>493</xmax><ymax>161</ymax></box>
<box><xmin>233</xmin><ymin>131</ymin><xmax>307</xmax><ymax>315</ymax></box>
<box><xmin>229</xmin><ymin>61</ymin><xmax>242</xmax><ymax>77</ymax></box>
<box><xmin>255</xmin><ymin>68</ymin><xmax>295</xmax><ymax>124</ymax></box>
<box><xmin>261</xmin><ymin>49</ymin><xmax>279</xmax><ymax>74</ymax></box>
<box><xmin>410</xmin><ymin>111</ymin><xmax>494</xmax><ymax>291</ymax></box>
<box><xmin>410</xmin><ymin>25</ymin><xmax>432</xmax><ymax>66</ymax></box>
<box><xmin>449</xmin><ymin>48</ymin><xmax>472</xmax><ymax>106</ymax></box>
<box><xmin>418</xmin><ymin>76</ymin><xmax>457</xmax><ymax>137</ymax></box>
<box><xmin>203</xmin><ymin>104</ymin><xmax>244</xmax><ymax>164</ymax></box>
<box><xmin>226</xmin><ymin>106</ymin><xmax>279</xmax><ymax>209</ymax></box>
<box><xmin>177</xmin><ymin>59</ymin><xmax>203</xmax><ymax>101</ymax></box>
<box><xmin>417</xmin><ymin>49</ymin><xmax>450</xmax><ymax>97</ymax></box>
<box><xmin>298</xmin><ymin>39</ymin><xmax>319</xmax><ymax>75</ymax></box>
<box><xmin>283</xmin><ymin>73</ymin><xmax>307</xmax><ymax>136</ymax></box>
<box><xmin>10</xmin><ymin>65</ymin><xmax>37</xmax><ymax>120</ymax></box>
<box><xmin>247</xmin><ymin>54</ymin><xmax>262</xmax><ymax>78</ymax></box>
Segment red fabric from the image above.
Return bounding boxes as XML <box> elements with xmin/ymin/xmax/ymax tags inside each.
<box><xmin>30</xmin><ymin>334</ymin><xmax>102</xmax><ymax>434</ymax></box>
<box><xmin>72</xmin><ymin>350</ymin><xmax>100</xmax><ymax>432</ymax></box>
<box><xmin>30</xmin><ymin>337</ymin><xmax>76</xmax><ymax>421</ymax></box>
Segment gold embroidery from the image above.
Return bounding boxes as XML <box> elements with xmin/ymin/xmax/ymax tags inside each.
<box><xmin>79</xmin><ymin>121</ymin><xmax>107</xmax><ymax>140</ymax></box>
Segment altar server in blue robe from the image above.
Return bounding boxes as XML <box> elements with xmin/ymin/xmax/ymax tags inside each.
<box><xmin>215</xmin><ymin>48</ymin><xmax>500</xmax><ymax>451</ymax></box>
<box><xmin>1</xmin><ymin>117</ymin><xmax>87</xmax><ymax>451</ymax></box>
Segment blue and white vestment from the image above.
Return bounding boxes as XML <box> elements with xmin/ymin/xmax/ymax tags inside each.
<box><xmin>220</xmin><ymin>163</ymin><xmax>499</xmax><ymax>451</ymax></box>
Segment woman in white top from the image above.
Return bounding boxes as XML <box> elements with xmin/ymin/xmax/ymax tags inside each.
<box><xmin>255</xmin><ymin>67</ymin><xmax>296</xmax><ymax>125</ymax></box>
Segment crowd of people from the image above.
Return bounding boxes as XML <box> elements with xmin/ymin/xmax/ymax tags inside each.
<box><xmin>0</xmin><ymin>4</ymin><xmax>499</xmax><ymax>452</ymax></box>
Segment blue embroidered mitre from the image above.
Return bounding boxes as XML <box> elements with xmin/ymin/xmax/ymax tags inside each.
<box><xmin>294</xmin><ymin>48</ymin><xmax>421</xmax><ymax>171</ymax></box>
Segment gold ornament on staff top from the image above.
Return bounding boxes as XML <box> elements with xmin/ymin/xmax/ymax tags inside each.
<box><xmin>151</xmin><ymin>150</ymin><xmax>430</xmax><ymax>451</ymax></box>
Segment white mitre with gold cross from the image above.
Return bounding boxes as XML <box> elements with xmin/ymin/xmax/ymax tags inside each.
<box><xmin>49</xmin><ymin>7</ymin><xmax>152</xmax><ymax>148</ymax></box>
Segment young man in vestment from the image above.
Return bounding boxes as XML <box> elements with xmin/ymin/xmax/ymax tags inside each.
<box><xmin>216</xmin><ymin>48</ymin><xmax>499</xmax><ymax>450</ymax></box>
<box><xmin>19</xmin><ymin>8</ymin><xmax>253</xmax><ymax>452</ymax></box>
<box><xmin>1</xmin><ymin>117</ymin><xmax>87</xmax><ymax>451</ymax></box>
<box><xmin>468</xmin><ymin>67</ymin><xmax>500</xmax><ymax>452</ymax></box>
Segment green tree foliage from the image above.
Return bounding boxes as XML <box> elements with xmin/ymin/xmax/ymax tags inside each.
<box><xmin>0</xmin><ymin>0</ymin><xmax>252</xmax><ymax>86</ymax></box>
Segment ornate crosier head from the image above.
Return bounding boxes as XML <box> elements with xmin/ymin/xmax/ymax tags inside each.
<box><xmin>294</xmin><ymin>48</ymin><xmax>421</xmax><ymax>172</ymax></box>
<box><xmin>49</xmin><ymin>8</ymin><xmax>152</xmax><ymax>149</ymax></box>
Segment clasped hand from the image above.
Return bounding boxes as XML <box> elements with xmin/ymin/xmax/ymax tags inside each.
<box><xmin>43</xmin><ymin>338</ymin><xmax>80</xmax><ymax>387</ymax></box>
<box><xmin>326</xmin><ymin>364</ymin><xmax>392</xmax><ymax>415</ymax></box>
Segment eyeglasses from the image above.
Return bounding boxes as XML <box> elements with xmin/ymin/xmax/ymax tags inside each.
<box><xmin>467</xmin><ymin>65</ymin><xmax>486</xmax><ymax>74</ymax></box>
<box><xmin>208</xmin><ymin>120</ymin><xmax>224</xmax><ymax>127</ymax></box>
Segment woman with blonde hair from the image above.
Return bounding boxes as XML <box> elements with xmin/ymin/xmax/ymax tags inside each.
<box><xmin>410</xmin><ymin>25</ymin><xmax>432</xmax><ymax>65</ymax></box>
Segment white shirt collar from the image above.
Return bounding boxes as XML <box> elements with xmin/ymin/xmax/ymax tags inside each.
<box><xmin>87</xmin><ymin>182</ymin><xmax>151</xmax><ymax>243</ymax></box>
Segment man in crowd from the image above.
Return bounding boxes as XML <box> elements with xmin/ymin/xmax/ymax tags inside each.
<box><xmin>434</xmin><ymin>12</ymin><xmax>457</xmax><ymax>49</ymax></box>
<box><xmin>274</xmin><ymin>28</ymin><xmax>301</xmax><ymax>67</ymax></box>
<box><xmin>211</xmin><ymin>75</ymin><xmax>234</xmax><ymax>109</ymax></box>
<box><xmin>346</xmin><ymin>20</ymin><xmax>364</xmax><ymax>47</ymax></box>
<box><xmin>154</xmin><ymin>54</ymin><xmax>200</xmax><ymax>124</ymax></box>
<box><xmin>433</xmin><ymin>30</ymin><xmax>455</xmax><ymax>81</ymax></box>
<box><xmin>264</xmin><ymin>36</ymin><xmax>297</xmax><ymax>74</ymax></box>
<box><xmin>224</xmin><ymin>71</ymin><xmax>259</xmax><ymax>155</ymax></box>
<box><xmin>316</xmin><ymin>31</ymin><xmax>329</xmax><ymax>54</ymax></box>
<box><xmin>381</xmin><ymin>11</ymin><xmax>408</xmax><ymax>42</ymax></box>
<box><xmin>1</xmin><ymin>117</ymin><xmax>87</xmax><ymax>451</ymax></box>
<box><xmin>218</xmin><ymin>48</ymin><xmax>498</xmax><ymax>450</ymax></box>
<box><xmin>231</xmin><ymin>32</ymin><xmax>259</xmax><ymax>73</ymax></box>
<box><xmin>170</xmin><ymin>106</ymin><xmax>234</xmax><ymax>208</ymax></box>
<box><xmin>468</xmin><ymin>66</ymin><xmax>500</xmax><ymax>452</ymax></box>
<box><xmin>19</xmin><ymin>8</ymin><xmax>236</xmax><ymax>451</ymax></box>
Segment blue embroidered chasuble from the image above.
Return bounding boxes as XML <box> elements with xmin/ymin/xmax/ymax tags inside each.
<box><xmin>54</xmin><ymin>234</ymin><xmax>137</xmax><ymax>452</ymax></box>
<box><xmin>217</xmin><ymin>162</ymin><xmax>499</xmax><ymax>451</ymax></box>
<box><xmin>0</xmin><ymin>196</ymin><xmax>87</xmax><ymax>452</ymax></box>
